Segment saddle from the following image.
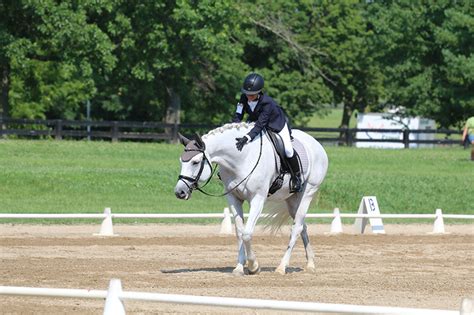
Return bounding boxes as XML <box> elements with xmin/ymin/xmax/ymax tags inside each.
<box><xmin>266</xmin><ymin>130</ymin><xmax>301</xmax><ymax>196</ymax></box>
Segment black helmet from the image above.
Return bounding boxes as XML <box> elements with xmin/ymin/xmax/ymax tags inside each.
<box><xmin>241</xmin><ymin>73</ymin><xmax>264</xmax><ymax>95</ymax></box>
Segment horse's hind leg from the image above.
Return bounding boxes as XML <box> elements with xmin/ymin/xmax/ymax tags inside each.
<box><xmin>276</xmin><ymin>194</ymin><xmax>312</xmax><ymax>275</ymax></box>
<box><xmin>301</xmin><ymin>223</ymin><xmax>315</xmax><ymax>273</ymax></box>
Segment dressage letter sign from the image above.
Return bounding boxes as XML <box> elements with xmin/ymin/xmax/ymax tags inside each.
<box><xmin>354</xmin><ymin>196</ymin><xmax>385</xmax><ymax>234</ymax></box>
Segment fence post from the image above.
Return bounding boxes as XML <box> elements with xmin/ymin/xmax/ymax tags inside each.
<box><xmin>0</xmin><ymin>116</ymin><xmax>3</xmax><ymax>138</ymax></box>
<box><xmin>111</xmin><ymin>121</ymin><xmax>118</xmax><ymax>142</ymax></box>
<box><xmin>86</xmin><ymin>120</ymin><xmax>91</xmax><ymax>141</ymax></box>
<box><xmin>172</xmin><ymin>121</ymin><xmax>179</xmax><ymax>143</ymax></box>
<box><xmin>103</xmin><ymin>279</ymin><xmax>126</xmax><ymax>315</ymax></box>
<box><xmin>344</xmin><ymin>128</ymin><xmax>353</xmax><ymax>146</ymax></box>
<box><xmin>347</xmin><ymin>128</ymin><xmax>353</xmax><ymax>147</ymax></box>
<box><xmin>55</xmin><ymin>120</ymin><xmax>62</xmax><ymax>140</ymax></box>
<box><xmin>403</xmin><ymin>129</ymin><xmax>409</xmax><ymax>148</ymax></box>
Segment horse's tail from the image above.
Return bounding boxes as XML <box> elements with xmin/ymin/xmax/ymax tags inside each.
<box><xmin>261</xmin><ymin>200</ymin><xmax>292</xmax><ymax>234</ymax></box>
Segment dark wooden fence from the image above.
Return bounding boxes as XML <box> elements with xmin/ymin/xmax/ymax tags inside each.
<box><xmin>0</xmin><ymin>118</ymin><xmax>462</xmax><ymax>148</ymax></box>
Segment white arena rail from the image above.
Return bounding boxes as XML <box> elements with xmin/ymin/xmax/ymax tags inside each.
<box><xmin>0</xmin><ymin>279</ymin><xmax>465</xmax><ymax>315</ymax></box>
<box><xmin>0</xmin><ymin>206</ymin><xmax>473</xmax><ymax>236</ymax></box>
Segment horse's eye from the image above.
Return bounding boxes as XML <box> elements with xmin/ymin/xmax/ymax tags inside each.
<box><xmin>192</xmin><ymin>161</ymin><xmax>200</xmax><ymax>165</ymax></box>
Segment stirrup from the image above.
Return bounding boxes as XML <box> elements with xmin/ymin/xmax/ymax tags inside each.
<box><xmin>290</xmin><ymin>176</ymin><xmax>302</xmax><ymax>193</ymax></box>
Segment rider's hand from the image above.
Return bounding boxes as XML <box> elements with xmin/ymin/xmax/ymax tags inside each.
<box><xmin>235</xmin><ymin>136</ymin><xmax>249</xmax><ymax>151</ymax></box>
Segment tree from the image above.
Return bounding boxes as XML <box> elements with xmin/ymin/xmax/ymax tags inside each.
<box><xmin>368</xmin><ymin>1</ymin><xmax>474</xmax><ymax>128</ymax></box>
<box><xmin>236</xmin><ymin>1</ymin><xmax>384</xmax><ymax>129</ymax></box>
<box><xmin>0</xmin><ymin>1</ymin><xmax>117</xmax><ymax>119</ymax></box>
<box><xmin>314</xmin><ymin>1</ymin><xmax>384</xmax><ymax>129</ymax></box>
<box><xmin>235</xmin><ymin>0</ymin><xmax>332</xmax><ymax>126</ymax></box>
<box><xmin>90</xmin><ymin>0</ymin><xmax>247</xmax><ymax>124</ymax></box>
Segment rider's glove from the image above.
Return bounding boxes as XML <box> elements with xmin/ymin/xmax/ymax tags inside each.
<box><xmin>235</xmin><ymin>136</ymin><xmax>250</xmax><ymax>151</ymax></box>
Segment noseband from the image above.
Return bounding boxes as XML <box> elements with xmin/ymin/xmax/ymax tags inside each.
<box><xmin>178</xmin><ymin>148</ymin><xmax>215</xmax><ymax>192</ymax></box>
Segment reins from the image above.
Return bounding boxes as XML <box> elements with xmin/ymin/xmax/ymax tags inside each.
<box><xmin>179</xmin><ymin>132</ymin><xmax>263</xmax><ymax>197</ymax></box>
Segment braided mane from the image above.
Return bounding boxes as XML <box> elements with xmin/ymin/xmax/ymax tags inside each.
<box><xmin>202</xmin><ymin>122</ymin><xmax>254</xmax><ymax>140</ymax></box>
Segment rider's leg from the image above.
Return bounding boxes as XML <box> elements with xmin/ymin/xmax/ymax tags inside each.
<box><xmin>278</xmin><ymin>124</ymin><xmax>302</xmax><ymax>193</ymax></box>
<box><xmin>288</xmin><ymin>155</ymin><xmax>302</xmax><ymax>192</ymax></box>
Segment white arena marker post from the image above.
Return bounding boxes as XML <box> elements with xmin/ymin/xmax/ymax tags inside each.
<box><xmin>220</xmin><ymin>207</ymin><xmax>233</xmax><ymax>235</ymax></box>
<box><xmin>461</xmin><ymin>297</ymin><xmax>474</xmax><ymax>315</ymax></box>
<box><xmin>329</xmin><ymin>208</ymin><xmax>343</xmax><ymax>234</ymax></box>
<box><xmin>354</xmin><ymin>196</ymin><xmax>385</xmax><ymax>234</ymax></box>
<box><xmin>432</xmin><ymin>208</ymin><xmax>446</xmax><ymax>234</ymax></box>
<box><xmin>103</xmin><ymin>279</ymin><xmax>126</xmax><ymax>315</ymax></box>
<box><xmin>94</xmin><ymin>207</ymin><xmax>117</xmax><ymax>236</ymax></box>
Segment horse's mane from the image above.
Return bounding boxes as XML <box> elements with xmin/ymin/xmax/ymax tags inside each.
<box><xmin>202</xmin><ymin>122</ymin><xmax>254</xmax><ymax>140</ymax></box>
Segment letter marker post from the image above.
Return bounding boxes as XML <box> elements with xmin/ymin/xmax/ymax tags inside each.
<box><xmin>354</xmin><ymin>196</ymin><xmax>385</xmax><ymax>234</ymax></box>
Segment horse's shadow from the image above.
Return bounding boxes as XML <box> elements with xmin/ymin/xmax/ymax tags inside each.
<box><xmin>160</xmin><ymin>266</ymin><xmax>303</xmax><ymax>274</ymax></box>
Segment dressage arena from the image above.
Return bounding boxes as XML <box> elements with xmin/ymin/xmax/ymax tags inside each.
<box><xmin>1</xmin><ymin>223</ymin><xmax>473</xmax><ymax>314</ymax></box>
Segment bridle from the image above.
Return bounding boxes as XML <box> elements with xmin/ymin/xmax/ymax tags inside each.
<box><xmin>177</xmin><ymin>133</ymin><xmax>263</xmax><ymax>197</ymax></box>
<box><xmin>177</xmin><ymin>147</ymin><xmax>215</xmax><ymax>192</ymax></box>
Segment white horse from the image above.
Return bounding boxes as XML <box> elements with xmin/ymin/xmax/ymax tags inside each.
<box><xmin>174</xmin><ymin>122</ymin><xmax>328</xmax><ymax>275</ymax></box>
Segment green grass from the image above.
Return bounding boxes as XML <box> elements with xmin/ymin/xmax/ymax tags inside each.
<box><xmin>320</xmin><ymin>147</ymin><xmax>473</xmax><ymax>214</ymax></box>
<box><xmin>306</xmin><ymin>107</ymin><xmax>357</xmax><ymax>128</ymax></box>
<box><xmin>0</xmin><ymin>140</ymin><xmax>472</xmax><ymax>221</ymax></box>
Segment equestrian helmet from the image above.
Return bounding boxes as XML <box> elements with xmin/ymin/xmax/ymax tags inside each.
<box><xmin>241</xmin><ymin>73</ymin><xmax>264</xmax><ymax>95</ymax></box>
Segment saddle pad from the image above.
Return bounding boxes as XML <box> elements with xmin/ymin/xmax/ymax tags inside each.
<box><xmin>293</xmin><ymin>137</ymin><xmax>309</xmax><ymax>174</ymax></box>
<box><xmin>274</xmin><ymin>137</ymin><xmax>309</xmax><ymax>174</ymax></box>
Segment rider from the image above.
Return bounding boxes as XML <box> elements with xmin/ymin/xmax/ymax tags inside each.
<box><xmin>232</xmin><ymin>72</ymin><xmax>302</xmax><ymax>193</ymax></box>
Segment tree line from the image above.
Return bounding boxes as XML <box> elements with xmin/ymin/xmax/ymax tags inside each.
<box><xmin>1</xmin><ymin>1</ymin><xmax>472</xmax><ymax>128</ymax></box>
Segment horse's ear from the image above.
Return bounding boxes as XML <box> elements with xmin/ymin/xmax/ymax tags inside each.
<box><xmin>177</xmin><ymin>132</ymin><xmax>190</xmax><ymax>146</ymax></box>
<box><xmin>194</xmin><ymin>132</ymin><xmax>206</xmax><ymax>150</ymax></box>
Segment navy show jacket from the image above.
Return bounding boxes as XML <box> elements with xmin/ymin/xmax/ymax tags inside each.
<box><xmin>232</xmin><ymin>93</ymin><xmax>288</xmax><ymax>140</ymax></box>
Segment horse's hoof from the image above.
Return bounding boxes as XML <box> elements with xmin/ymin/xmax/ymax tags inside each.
<box><xmin>306</xmin><ymin>265</ymin><xmax>316</xmax><ymax>273</ymax></box>
<box><xmin>232</xmin><ymin>265</ymin><xmax>245</xmax><ymax>276</ymax></box>
<box><xmin>275</xmin><ymin>265</ymin><xmax>286</xmax><ymax>275</ymax></box>
<box><xmin>248</xmin><ymin>262</ymin><xmax>261</xmax><ymax>275</ymax></box>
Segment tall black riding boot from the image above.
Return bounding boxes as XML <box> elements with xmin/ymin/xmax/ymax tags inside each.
<box><xmin>288</xmin><ymin>154</ymin><xmax>302</xmax><ymax>193</ymax></box>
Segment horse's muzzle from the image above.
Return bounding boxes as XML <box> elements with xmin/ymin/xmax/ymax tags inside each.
<box><xmin>174</xmin><ymin>183</ymin><xmax>191</xmax><ymax>200</ymax></box>
<box><xmin>175</xmin><ymin>190</ymin><xmax>189</xmax><ymax>200</ymax></box>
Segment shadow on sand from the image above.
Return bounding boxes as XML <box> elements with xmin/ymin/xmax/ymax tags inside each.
<box><xmin>161</xmin><ymin>266</ymin><xmax>304</xmax><ymax>274</ymax></box>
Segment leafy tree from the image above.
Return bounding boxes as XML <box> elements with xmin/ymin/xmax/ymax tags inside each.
<box><xmin>2</xmin><ymin>1</ymin><xmax>471</xmax><ymax>129</ymax></box>
<box><xmin>0</xmin><ymin>1</ymin><xmax>116</xmax><ymax>119</ymax></box>
<box><xmin>314</xmin><ymin>1</ymin><xmax>384</xmax><ymax>129</ymax></box>
<box><xmin>90</xmin><ymin>0</ymin><xmax>247</xmax><ymax>124</ymax></box>
<box><xmin>236</xmin><ymin>1</ymin><xmax>383</xmax><ymax>129</ymax></box>
<box><xmin>368</xmin><ymin>1</ymin><xmax>474</xmax><ymax>128</ymax></box>
<box><xmin>235</xmin><ymin>0</ymin><xmax>333</xmax><ymax>126</ymax></box>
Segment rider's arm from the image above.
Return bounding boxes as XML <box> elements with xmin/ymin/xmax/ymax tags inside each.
<box><xmin>247</xmin><ymin>103</ymin><xmax>271</xmax><ymax>140</ymax></box>
<box><xmin>232</xmin><ymin>94</ymin><xmax>247</xmax><ymax>123</ymax></box>
<box><xmin>232</xmin><ymin>104</ymin><xmax>244</xmax><ymax>123</ymax></box>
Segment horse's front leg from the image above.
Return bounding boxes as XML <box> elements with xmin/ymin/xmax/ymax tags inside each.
<box><xmin>226</xmin><ymin>196</ymin><xmax>246</xmax><ymax>276</ymax></box>
<box><xmin>242</xmin><ymin>194</ymin><xmax>265</xmax><ymax>275</ymax></box>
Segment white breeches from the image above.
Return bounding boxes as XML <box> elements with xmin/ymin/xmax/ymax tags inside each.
<box><xmin>278</xmin><ymin>123</ymin><xmax>294</xmax><ymax>158</ymax></box>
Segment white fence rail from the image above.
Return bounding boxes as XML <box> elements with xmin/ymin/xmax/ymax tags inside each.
<box><xmin>0</xmin><ymin>279</ymin><xmax>465</xmax><ymax>315</ymax></box>
<box><xmin>0</xmin><ymin>207</ymin><xmax>473</xmax><ymax>236</ymax></box>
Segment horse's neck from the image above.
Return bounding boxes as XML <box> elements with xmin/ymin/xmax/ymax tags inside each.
<box><xmin>204</xmin><ymin>130</ymin><xmax>256</xmax><ymax>174</ymax></box>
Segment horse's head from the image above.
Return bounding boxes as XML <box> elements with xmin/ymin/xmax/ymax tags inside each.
<box><xmin>174</xmin><ymin>133</ymin><xmax>213</xmax><ymax>200</ymax></box>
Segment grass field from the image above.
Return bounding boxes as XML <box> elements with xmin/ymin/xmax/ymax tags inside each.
<box><xmin>1</xmin><ymin>140</ymin><xmax>472</xmax><ymax>223</ymax></box>
<box><xmin>307</xmin><ymin>107</ymin><xmax>357</xmax><ymax>128</ymax></box>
